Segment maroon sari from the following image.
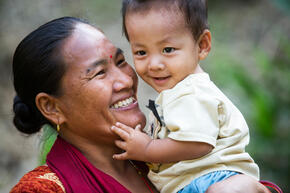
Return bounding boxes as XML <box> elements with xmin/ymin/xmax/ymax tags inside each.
<box><xmin>47</xmin><ymin>137</ymin><xmax>131</xmax><ymax>193</ymax></box>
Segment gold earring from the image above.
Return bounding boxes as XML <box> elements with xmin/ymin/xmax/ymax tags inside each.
<box><xmin>57</xmin><ymin>124</ymin><xmax>60</xmax><ymax>132</ymax></box>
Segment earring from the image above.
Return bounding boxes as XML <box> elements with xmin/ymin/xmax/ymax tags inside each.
<box><xmin>57</xmin><ymin>124</ymin><xmax>60</xmax><ymax>132</ymax></box>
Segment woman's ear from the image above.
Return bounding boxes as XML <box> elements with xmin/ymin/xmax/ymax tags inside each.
<box><xmin>198</xmin><ymin>29</ymin><xmax>212</xmax><ymax>61</ymax></box>
<box><xmin>35</xmin><ymin>92</ymin><xmax>65</xmax><ymax>125</ymax></box>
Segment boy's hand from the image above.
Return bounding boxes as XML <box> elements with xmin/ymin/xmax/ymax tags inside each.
<box><xmin>111</xmin><ymin>122</ymin><xmax>152</xmax><ymax>161</ymax></box>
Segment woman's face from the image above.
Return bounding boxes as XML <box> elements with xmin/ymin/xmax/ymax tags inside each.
<box><xmin>57</xmin><ymin>23</ymin><xmax>146</xmax><ymax>144</ymax></box>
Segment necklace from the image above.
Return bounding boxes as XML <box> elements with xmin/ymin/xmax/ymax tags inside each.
<box><xmin>129</xmin><ymin>160</ymin><xmax>154</xmax><ymax>193</ymax></box>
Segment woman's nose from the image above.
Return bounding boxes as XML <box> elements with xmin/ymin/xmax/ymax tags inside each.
<box><xmin>149</xmin><ymin>56</ymin><xmax>165</xmax><ymax>71</ymax></box>
<box><xmin>112</xmin><ymin>68</ymin><xmax>134</xmax><ymax>92</ymax></box>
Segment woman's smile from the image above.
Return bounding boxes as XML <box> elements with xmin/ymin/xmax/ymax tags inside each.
<box><xmin>110</xmin><ymin>96</ymin><xmax>137</xmax><ymax>110</ymax></box>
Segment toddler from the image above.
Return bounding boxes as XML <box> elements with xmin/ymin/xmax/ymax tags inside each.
<box><xmin>111</xmin><ymin>0</ymin><xmax>259</xmax><ymax>192</ymax></box>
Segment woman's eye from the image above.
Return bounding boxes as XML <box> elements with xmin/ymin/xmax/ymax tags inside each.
<box><xmin>136</xmin><ymin>50</ymin><xmax>146</xmax><ymax>56</ymax></box>
<box><xmin>117</xmin><ymin>59</ymin><xmax>126</xmax><ymax>66</ymax></box>
<box><xmin>163</xmin><ymin>47</ymin><xmax>175</xmax><ymax>53</ymax></box>
<box><xmin>94</xmin><ymin>70</ymin><xmax>105</xmax><ymax>77</ymax></box>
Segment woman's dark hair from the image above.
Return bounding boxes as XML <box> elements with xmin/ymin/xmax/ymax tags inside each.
<box><xmin>13</xmin><ymin>16</ymin><xmax>89</xmax><ymax>134</ymax></box>
<box><xmin>122</xmin><ymin>0</ymin><xmax>209</xmax><ymax>41</ymax></box>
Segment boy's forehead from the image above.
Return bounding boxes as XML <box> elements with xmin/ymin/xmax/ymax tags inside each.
<box><xmin>125</xmin><ymin>8</ymin><xmax>194</xmax><ymax>45</ymax></box>
<box><xmin>127</xmin><ymin>6</ymin><xmax>186</xmax><ymax>29</ymax></box>
<box><xmin>127</xmin><ymin>0</ymin><xmax>181</xmax><ymax>17</ymax></box>
<box><xmin>126</xmin><ymin>6</ymin><xmax>186</xmax><ymax>24</ymax></box>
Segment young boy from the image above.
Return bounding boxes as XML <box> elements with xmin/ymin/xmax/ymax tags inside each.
<box><xmin>111</xmin><ymin>0</ymin><xmax>259</xmax><ymax>192</ymax></box>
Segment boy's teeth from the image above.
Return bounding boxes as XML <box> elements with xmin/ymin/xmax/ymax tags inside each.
<box><xmin>111</xmin><ymin>97</ymin><xmax>135</xmax><ymax>109</ymax></box>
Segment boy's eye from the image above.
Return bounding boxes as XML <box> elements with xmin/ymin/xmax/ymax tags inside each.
<box><xmin>163</xmin><ymin>47</ymin><xmax>175</xmax><ymax>53</ymax></box>
<box><xmin>136</xmin><ymin>50</ymin><xmax>146</xmax><ymax>56</ymax></box>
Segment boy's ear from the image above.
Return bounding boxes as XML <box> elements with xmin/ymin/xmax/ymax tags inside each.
<box><xmin>35</xmin><ymin>93</ymin><xmax>65</xmax><ymax>126</ymax></box>
<box><xmin>198</xmin><ymin>29</ymin><xmax>212</xmax><ymax>61</ymax></box>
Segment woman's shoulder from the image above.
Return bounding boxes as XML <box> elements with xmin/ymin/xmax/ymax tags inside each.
<box><xmin>10</xmin><ymin>165</ymin><xmax>65</xmax><ymax>193</ymax></box>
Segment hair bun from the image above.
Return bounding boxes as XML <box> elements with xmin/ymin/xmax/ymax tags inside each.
<box><xmin>13</xmin><ymin>95</ymin><xmax>41</xmax><ymax>134</ymax></box>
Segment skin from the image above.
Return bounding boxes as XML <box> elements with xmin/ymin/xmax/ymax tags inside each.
<box><xmin>206</xmin><ymin>175</ymin><xmax>271</xmax><ymax>193</ymax></box>
<box><xmin>111</xmin><ymin>8</ymin><xmax>213</xmax><ymax>163</ymax></box>
<box><xmin>111</xmin><ymin>6</ymin><xmax>270</xmax><ymax>193</ymax></box>
<box><xmin>35</xmin><ymin>23</ymin><xmax>157</xmax><ymax>193</ymax></box>
<box><xmin>127</xmin><ymin>8</ymin><xmax>210</xmax><ymax>93</ymax></box>
<box><xmin>34</xmin><ymin>21</ymin><xmax>269</xmax><ymax>193</ymax></box>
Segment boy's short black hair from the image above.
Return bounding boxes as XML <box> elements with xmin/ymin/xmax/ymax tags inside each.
<box><xmin>122</xmin><ymin>0</ymin><xmax>209</xmax><ymax>41</ymax></box>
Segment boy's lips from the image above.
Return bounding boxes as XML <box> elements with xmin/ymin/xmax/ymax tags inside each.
<box><xmin>151</xmin><ymin>76</ymin><xmax>171</xmax><ymax>86</ymax></box>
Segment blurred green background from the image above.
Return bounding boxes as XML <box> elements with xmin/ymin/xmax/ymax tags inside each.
<box><xmin>0</xmin><ymin>0</ymin><xmax>289</xmax><ymax>192</ymax></box>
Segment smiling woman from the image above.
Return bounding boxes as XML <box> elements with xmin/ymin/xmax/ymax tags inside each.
<box><xmin>51</xmin><ymin>24</ymin><xmax>146</xmax><ymax>146</ymax></box>
<box><xmin>10</xmin><ymin>16</ymin><xmax>271</xmax><ymax>193</ymax></box>
<box><xmin>10</xmin><ymin>17</ymin><xmax>152</xmax><ymax>193</ymax></box>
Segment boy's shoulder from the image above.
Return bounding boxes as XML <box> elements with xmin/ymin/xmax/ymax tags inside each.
<box><xmin>157</xmin><ymin>73</ymin><xmax>219</xmax><ymax>105</ymax></box>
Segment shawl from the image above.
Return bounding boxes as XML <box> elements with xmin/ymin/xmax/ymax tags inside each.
<box><xmin>47</xmin><ymin>136</ymin><xmax>131</xmax><ymax>193</ymax></box>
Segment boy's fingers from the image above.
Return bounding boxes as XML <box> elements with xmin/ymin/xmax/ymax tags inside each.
<box><xmin>115</xmin><ymin>140</ymin><xmax>127</xmax><ymax>150</ymax></box>
<box><xmin>112</xmin><ymin>152</ymin><xmax>128</xmax><ymax>160</ymax></box>
<box><xmin>135</xmin><ymin>124</ymin><xmax>142</xmax><ymax>132</ymax></box>
<box><xmin>115</xmin><ymin>122</ymin><xmax>132</xmax><ymax>133</ymax></box>
<box><xmin>111</xmin><ymin>126</ymin><xmax>129</xmax><ymax>140</ymax></box>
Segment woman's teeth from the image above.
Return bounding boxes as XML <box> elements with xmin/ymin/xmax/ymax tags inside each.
<box><xmin>110</xmin><ymin>97</ymin><xmax>135</xmax><ymax>109</ymax></box>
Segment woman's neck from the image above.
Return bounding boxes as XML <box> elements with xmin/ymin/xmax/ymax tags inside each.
<box><xmin>64</xmin><ymin>134</ymin><xmax>128</xmax><ymax>175</ymax></box>
<box><xmin>58</xmin><ymin>135</ymin><xmax>157</xmax><ymax>193</ymax></box>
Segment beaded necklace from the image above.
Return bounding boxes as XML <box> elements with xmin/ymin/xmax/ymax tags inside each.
<box><xmin>129</xmin><ymin>160</ymin><xmax>155</xmax><ymax>193</ymax></box>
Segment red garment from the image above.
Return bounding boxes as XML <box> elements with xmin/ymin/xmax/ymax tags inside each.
<box><xmin>46</xmin><ymin>136</ymin><xmax>132</xmax><ymax>193</ymax></box>
<box><xmin>10</xmin><ymin>165</ymin><xmax>65</xmax><ymax>193</ymax></box>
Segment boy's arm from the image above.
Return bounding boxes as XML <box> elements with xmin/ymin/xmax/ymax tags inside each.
<box><xmin>111</xmin><ymin>122</ymin><xmax>213</xmax><ymax>163</ymax></box>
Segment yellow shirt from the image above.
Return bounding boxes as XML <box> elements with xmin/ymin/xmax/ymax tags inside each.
<box><xmin>144</xmin><ymin>73</ymin><xmax>259</xmax><ymax>193</ymax></box>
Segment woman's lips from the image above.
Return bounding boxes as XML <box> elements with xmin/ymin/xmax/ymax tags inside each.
<box><xmin>110</xmin><ymin>96</ymin><xmax>138</xmax><ymax>110</ymax></box>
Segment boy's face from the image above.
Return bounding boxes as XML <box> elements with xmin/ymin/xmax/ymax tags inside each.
<box><xmin>126</xmin><ymin>8</ymin><xmax>201</xmax><ymax>92</ymax></box>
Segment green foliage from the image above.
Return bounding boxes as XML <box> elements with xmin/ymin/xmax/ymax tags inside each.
<box><xmin>204</xmin><ymin>33</ymin><xmax>290</xmax><ymax>191</ymax></box>
<box><xmin>39</xmin><ymin>124</ymin><xmax>58</xmax><ymax>165</ymax></box>
<box><xmin>270</xmin><ymin>0</ymin><xmax>290</xmax><ymax>13</ymax></box>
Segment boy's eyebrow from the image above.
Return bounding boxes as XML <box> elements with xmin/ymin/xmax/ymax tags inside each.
<box><xmin>131</xmin><ymin>42</ymin><xmax>146</xmax><ymax>48</ymax></box>
<box><xmin>157</xmin><ymin>37</ymin><xmax>175</xmax><ymax>44</ymax></box>
<box><xmin>131</xmin><ymin>37</ymin><xmax>176</xmax><ymax>48</ymax></box>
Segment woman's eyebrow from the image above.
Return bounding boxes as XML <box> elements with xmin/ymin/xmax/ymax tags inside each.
<box><xmin>86</xmin><ymin>48</ymin><xmax>124</xmax><ymax>75</ymax></box>
<box><xmin>86</xmin><ymin>59</ymin><xmax>107</xmax><ymax>75</ymax></box>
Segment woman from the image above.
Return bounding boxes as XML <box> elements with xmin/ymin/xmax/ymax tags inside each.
<box><xmin>10</xmin><ymin>17</ymin><xmax>270</xmax><ymax>193</ymax></box>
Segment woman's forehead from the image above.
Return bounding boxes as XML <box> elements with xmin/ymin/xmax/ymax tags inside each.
<box><xmin>62</xmin><ymin>23</ymin><xmax>115</xmax><ymax>63</ymax></box>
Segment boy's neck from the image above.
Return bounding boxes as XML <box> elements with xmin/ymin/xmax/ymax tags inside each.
<box><xmin>194</xmin><ymin>64</ymin><xmax>204</xmax><ymax>74</ymax></box>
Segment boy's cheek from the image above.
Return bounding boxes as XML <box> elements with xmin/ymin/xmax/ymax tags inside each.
<box><xmin>134</xmin><ymin>62</ymin><xmax>146</xmax><ymax>75</ymax></box>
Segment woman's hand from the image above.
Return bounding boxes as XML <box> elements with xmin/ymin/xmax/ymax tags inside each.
<box><xmin>206</xmin><ymin>174</ymin><xmax>271</xmax><ymax>193</ymax></box>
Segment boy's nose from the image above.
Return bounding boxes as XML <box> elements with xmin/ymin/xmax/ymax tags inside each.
<box><xmin>149</xmin><ymin>56</ymin><xmax>165</xmax><ymax>71</ymax></box>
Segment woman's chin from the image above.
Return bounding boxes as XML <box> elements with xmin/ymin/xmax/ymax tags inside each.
<box><xmin>116</xmin><ymin>110</ymin><xmax>146</xmax><ymax>129</ymax></box>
